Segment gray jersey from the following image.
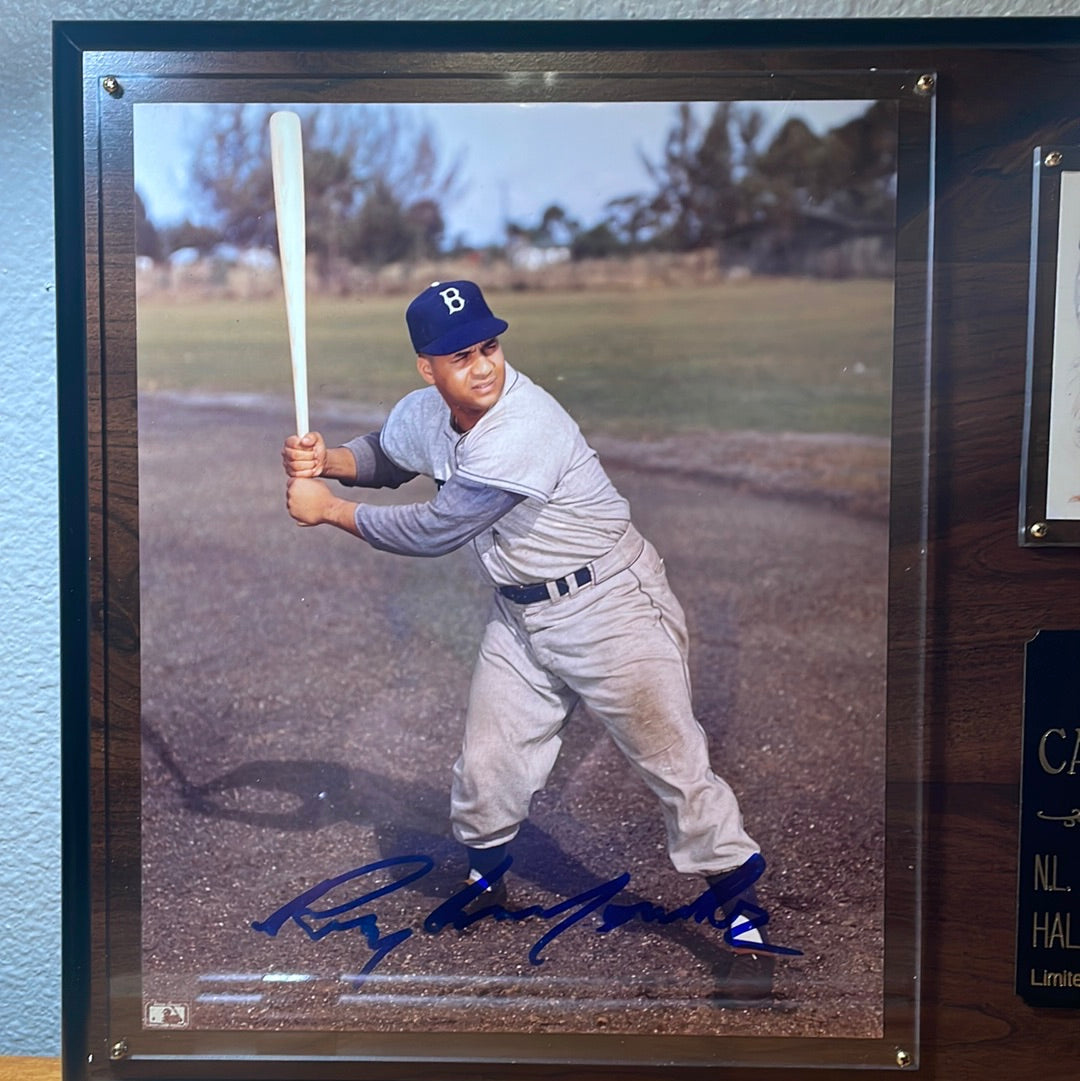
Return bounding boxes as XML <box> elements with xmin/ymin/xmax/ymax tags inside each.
<box><xmin>336</xmin><ymin>360</ymin><xmax>758</xmax><ymax>883</ymax></box>
<box><xmin>378</xmin><ymin>364</ymin><xmax>630</xmax><ymax>586</ymax></box>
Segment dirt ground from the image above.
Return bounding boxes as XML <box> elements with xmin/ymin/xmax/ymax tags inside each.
<box><xmin>136</xmin><ymin>390</ymin><xmax>889</xmax><ymax>1049</ymax></box>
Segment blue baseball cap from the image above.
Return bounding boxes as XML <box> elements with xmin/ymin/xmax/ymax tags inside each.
<box><xmin>406</xmin><ymin>280</ymin><xmax>509</xmax><ymax>355</ymax></box>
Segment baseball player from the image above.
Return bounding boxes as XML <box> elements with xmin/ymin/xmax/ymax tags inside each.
<box><xmin>282</xmin><ymin>280</ymin><xmax>781</xmax><ymax>994</ymax></box>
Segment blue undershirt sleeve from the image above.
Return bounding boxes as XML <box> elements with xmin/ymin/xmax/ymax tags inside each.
<box><xmin>354</xmin><ymin>474</ymin><xmax>525</xmax><ymax>557</ymax></box>
<box><xmin>340</xmin><ymin>431</ymin><xmax>418</xmax><ymax>489</ymax></box>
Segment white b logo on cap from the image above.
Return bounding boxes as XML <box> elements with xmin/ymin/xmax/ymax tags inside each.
<box><xmin>439</xmin><ymin>287</ymin><xmax>465</xmax><ymax>315</ymax></box>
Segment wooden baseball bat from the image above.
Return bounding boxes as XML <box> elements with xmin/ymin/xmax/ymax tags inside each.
<box><xmin>269</xmin><ymin>110</ymin><xmax>309</xmax><ymax>438</ymax></box>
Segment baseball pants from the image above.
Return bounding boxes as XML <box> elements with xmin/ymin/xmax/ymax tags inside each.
<box><xmin>450</xmin><ymin>526</ymin><xmax>759</xmax><ymax>877</ymax></box>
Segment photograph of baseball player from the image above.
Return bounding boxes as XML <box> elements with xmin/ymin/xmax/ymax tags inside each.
<box><xmin>281</xmin><ymin>278</ymin><xmax>792</xmax><ymax>998</ymax></box>
<box><xmin>134</xmin><ymin>97</ymin><xmax>895</xmax><ymax>1043</ymax></box>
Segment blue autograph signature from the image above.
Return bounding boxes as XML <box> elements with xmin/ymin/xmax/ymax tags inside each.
<box><xmin>252</xmin><ymin>854</ymin><xmax>801</xmax><ymax>982</ymax></box>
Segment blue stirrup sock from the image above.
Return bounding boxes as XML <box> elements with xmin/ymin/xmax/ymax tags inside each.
<box><xmin>466</xmin><ymin>843</ymin><xmax>510</xmax><ymax>885</ymax></box>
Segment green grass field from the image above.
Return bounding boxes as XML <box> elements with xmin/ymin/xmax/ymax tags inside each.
<box><xmin>137</xmin><ymin>278</ymin><xmax>893</xmax><ymax>438</ymax></box>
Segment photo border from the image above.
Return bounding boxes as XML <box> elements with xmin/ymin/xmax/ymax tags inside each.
<box><xmin>1021</xmin><ymin>145</ymin><xmax>1080</xmax><ymax>546</ymax></box>
<box><xmin>56</xmin><ymin>20</ymin><xmax>933</xmax><ymax>1080</ymax></box>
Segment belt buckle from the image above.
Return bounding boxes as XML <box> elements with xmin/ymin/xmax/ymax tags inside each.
<box><xmin>552</xmin><ymin>567</ymin><xmax>590</xmax><ymax>601</ymax></box>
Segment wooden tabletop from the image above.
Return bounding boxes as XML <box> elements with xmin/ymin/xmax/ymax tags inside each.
<box><xmin>0</xmin><ymin>1058</ymin><xmax>60</xmax><ymax>1081</ymax></box>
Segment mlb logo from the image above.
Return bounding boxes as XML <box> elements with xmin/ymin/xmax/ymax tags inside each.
<box><xmin>145</xmin><ymin>1002</ymin><xmax>189</xmax><ymax>1028</ymax></box>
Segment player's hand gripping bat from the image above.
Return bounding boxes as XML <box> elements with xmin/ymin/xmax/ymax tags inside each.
<box><xmin>270</xmin><ymin>110</ymin><xmax>310</xmax><ymax>438</ymax></box>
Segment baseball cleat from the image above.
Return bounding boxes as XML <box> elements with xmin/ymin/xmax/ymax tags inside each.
<box><xmin>457</xmin><ymin>869</ymin><xmax>509</xmax><ymax>915</ymax></box>
<box><xmin>705</xmin><ymin>853</ymin><xmax>784</xmax><ymax>955</ymax></box>
<box><xmin>711</xmin><ymin>950</ymin><xmax>777</xmax><ymax>1008</ymax></box>
<box><xmin>727</xmin><ymin>912</ymin><xmax>769</xmax><ymax>955</ymax></box>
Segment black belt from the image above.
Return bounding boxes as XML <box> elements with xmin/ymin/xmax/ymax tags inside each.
<box><xmin>498</xmin><ymin>566</ymin><xmax>592</xmax><ymax>604</ymax></box>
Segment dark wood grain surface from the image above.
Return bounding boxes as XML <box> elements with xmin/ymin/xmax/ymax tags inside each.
<box><xmin>66</xmin><ymin>30</ymin><xmax>1080</xmax><ymax>1081</ymax></box>
<box><xmin>911</xmin><ymin>44</ymin><xmax>1080</xmax><ymax>1081</ymax></box>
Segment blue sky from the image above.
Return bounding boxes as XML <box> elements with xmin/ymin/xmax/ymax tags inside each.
<box><xmin>134</xmin><ymin>99</ymin><xmax>875</xmax><ymax>248</ymax></box>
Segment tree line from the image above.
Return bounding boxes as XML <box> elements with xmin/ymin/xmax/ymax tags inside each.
<box><xmin>137</xmin><ymin>100</ymin><xmax>897</xmax><ymax>277</ymax></box>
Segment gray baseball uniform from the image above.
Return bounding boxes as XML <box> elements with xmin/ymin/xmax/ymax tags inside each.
<box><xmin>341</xmin><ymin>361</ymin><xmax>758</xmax><ymax>877</ymax></box>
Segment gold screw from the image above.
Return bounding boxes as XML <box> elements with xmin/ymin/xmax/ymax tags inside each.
<box><xmin>109</xmin><ymin>1039</ymin><xmax>129</xmax><ymax>1061</ymax></box>
<box><xmin>1045</xmin><ymin>151</ymin><xmax>1064</xmax><ymax>168</ymax></box>
<box><xmin>1030</xmin><ymin>521</ymin><xmax>1049</xmax><ymax>539</ymax></box>
<box><xmin>896</xmin><ymin>1048</ymin><xmax>912</xmax><ymax>1068</ymax></box>
<box><xmin>915</xmin><ymin>74</ymin><xmax>935</xmax><ymax>95</ymax></box>
<box><xmin>102</xmin><ymin>75</ymin><xmax>122</xmax><ymax>98</ymax></box>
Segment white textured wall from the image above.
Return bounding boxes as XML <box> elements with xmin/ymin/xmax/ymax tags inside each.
<box><xmin>0</xmin><ymin>0</ymin><xmax>1062</xmax><ymax>1059</ymax></box>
